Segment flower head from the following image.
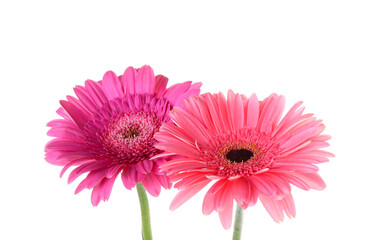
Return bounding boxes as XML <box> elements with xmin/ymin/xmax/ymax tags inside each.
<box><xmin>155</xmin><ymin>91</ymin><xmax>333</xmax><ymax>229</ymax></box>
<box><xmin>45</xmin><ymin>65</ymin><xmax>201</xmax><ymax>206</ymax></box>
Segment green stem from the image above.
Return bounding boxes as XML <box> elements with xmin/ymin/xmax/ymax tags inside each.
<box><xmin>136</xmin><ymin>183</ymin><xmax>153</xmax><ymax>240</ymax></box>
<box><xmin>232</xmin><ymin>204</ymin><xmax>244</xmax><ymax>240</ymax></box>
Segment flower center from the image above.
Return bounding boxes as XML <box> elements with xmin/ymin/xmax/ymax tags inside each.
<box><xmin>85</xmin><ymin>110</ymin><xmax>162</xmax><ymax>165</ymax></box>
<box><xmin>83</xmin><ymin>95</ymin><xmax>172</xmax><ymax>166</ymax></box>
<box><xmin>122</xmin><ymin>126</ymin><xmax>140</xmax><ymax>139</ymax></box>
<box><xmin>203</xmin><ymin>128</ymin><xmax>281</xmax><ymax>177</ymax></box>
<box><xmin>226</xmin><ymin>149</ymin><xmax>254</xmax><ymax>163</ymax></box>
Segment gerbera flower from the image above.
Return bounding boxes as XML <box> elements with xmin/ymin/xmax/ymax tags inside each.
<box><xmin>155</xmin><ymin>90</ymin><xmax>332</xmax><ymax>229</ymax></box>
<box><xmin>45</xmin><ymin>65</ymin><xmax>201</xmax><ymax>206</ymax></box>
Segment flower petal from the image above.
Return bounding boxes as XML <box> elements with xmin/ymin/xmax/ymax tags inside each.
<box><xmin>102</xmin><ymin>71</ymin><xmax>123</xmax><ymax>100</ymax></box>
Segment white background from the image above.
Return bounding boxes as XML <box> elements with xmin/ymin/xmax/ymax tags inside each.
<box><xmin>1</xmin><ymin>0</ymin><xmax>376</xmax><ymax>239</ymax></box>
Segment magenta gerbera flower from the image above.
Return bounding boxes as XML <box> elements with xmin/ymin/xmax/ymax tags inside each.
<box><xmin>45</xmin><ymin>65</ymin><xmax>201</xmax><ymax>206</ymax></box>
<box><xmin>155</xmin><ymin>91</ymin><xmax>333</xmax><ymax>229</ymax></box>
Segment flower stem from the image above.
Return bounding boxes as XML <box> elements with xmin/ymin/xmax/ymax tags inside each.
<box><xmin>136</xmin><ymin>183</ymin><xmax>153</xmax><ymax>240</ymax></box>
<box><xmin>232</xmin><ymin>204</ymin><xmax>244</xmax><ymax>240</ymax></box>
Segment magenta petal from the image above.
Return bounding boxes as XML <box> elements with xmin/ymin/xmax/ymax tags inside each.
<box><xmin>142</xmin><ymin>174</ymin><xmax>161</xmax><ymax>197</ymax></box>
<box><xmin>83</xmin><ymin>168</ymin><xmax>108</xmax><ymax>189</ymax></box>
<box><xmin>74</xmin><ymin>86</ymin><xmax>98</xmax><ymax>114</ymax></box>
<box><xmin>156</xmin><ymin>174</ymin><xmax>172</xmax><ymax>189</ymax></box>
<box><xmin>91</xmin><ymin>184</ymin><xmax>101</xmax><ymax>206</ymax></box>
<box><xmin>59</xmin><ymin>100</ymin><xmax>89</xmax><ymax>129</ymax></box>
<box><xmin>154</xmin><ymin>75</ymin><xmax>168</xmax><ymax>98</ymax></box>
<box><xmin>121</xmin><ymin>168</ymin><xmax>137</xmax><ymax>190</ymax></box>
<box><xmin>75</xmin><ymin>178</ymin><xmax>87</xmax><ymax>194</ymax></box>
<box><xmin>56</xmin><ymin>107</ymin><xmax>70</xmax><ymax>119</ymax></box>
<box><xmin>136</xmin><ymin>65</ymin><xmax>155</xmax><ymax>94</ymax></box>
<box><xmin>85</xmin><ymin>80</ymin><xmax>108</xmax><ymax>106</ymax></box>
<box><xmin>173</xmin><ymin>82</ymin><xmax>202</xmax><ymax>108</ymax></box>
<box><xmin>135</xmin><ymin>160</ymin><xmax>153</xmax><ymax>174</ymax></box>
<box><xmin>121</xmin><ymin>66</ymin><xmax>137</xmax><ymax>95</ymax></box>
<box><xmin>142</xmin><ymin>160</ymin><xmax>154</xmax><ymax>173</ymax></box>
<box><xmin>163</xmin><ymin>81</ymin><xmax>191</xmax><ymax>104</ymax></box>
<box><xmin>102</xmin><ymin>71</ymin><xmax>123</xmax><ymax>100</ymax></box>
<box><xmin>68</xmin><ymin>162</ymin><xmax>106</xmax><ymax>184</ymax></box>
<box><xmin>99</xmin><ymin>176</ymin><xmax>118</xmax><ymax>202</ymax></box>
<box><xmin>91</xmin><ymin>176</ymin><xmax>118</xmax><ymax>207</ymax></box>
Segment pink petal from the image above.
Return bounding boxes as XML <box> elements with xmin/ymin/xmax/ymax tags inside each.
<box><xmin>290</xmin><ymin>172</ymin><xmax>326</xmax><ymax>190</ymax></box>
<box><xmin>183</xmin><ymin>95</ymin><xmax>216</xmax><ymax>133</ymax></box>
<box><xmin>168</xmin><ymin>107</ymin><xmax>214</xmax><ymax>144</ymax></box>
<box><xmin>228</xmin><ymin>92</ymin><xmax>244</xmax><ymax>130</ymax></box>
<box><xmin>270</xmin><ymin>162</ymin><xmax>319</xmax><ymax>173</ymax></box>
<box><xmin>272</xmin><ymin>101</ymin><xmax>303</xmax><ymax>138</ymax></box>
<box><xmin>280</xmin><ymin>127</ymin><xmax>319</xmax><ymax>151</ymax></box>
<box><xmin>259</xmin><ymin>195</ymin><xmax>284</xmax><ymax>223</ymax></box>
<box><xmin>231</xmin><ymin>177</ymin><xmax>257</xmax><ymax>209</ymax></box>
<box><xmin>280</xmin><ymin>173</ymin><xmax>310</xmax><ymax>191</ymax></box>
<box><xmin>250</xmin><ymin>175</ymin><xmax>276</xmax><ymax>196</ymax></box>
<box><xmin>202</xmin><ymin>190</ymin><xmax>216</xmax><ymax>215</ymax></box>
<box><xmin>170</xmin><ymin>178</ymin><xmax>211</xmax><ymax>210</ymax></box>
<box><xmin>205</xmin><ymin>93</ymin><xmax>225</xmax><ymax>132</ymax></box>
<box><xmin>246</xmin><ymin>93</ymin><xmax>259</xmax><ymax>129</ymax></box>
<box><xmin>175</xmin><ymin>175</ymin><xmax>209</xmax><ymax>190</ymax></box>
<box><xmin>217</xmin><ymin>92</ymin><xmax>231</xmax><ymax>130</ymax></box>
<box><xmin>280</xmin><ymin>193</ymin><xmax>296</xmax><ymax>218</ymax></box>
<box><xmin>218</xmin><ymin>194</ymin><xmax>234</xmax><ymax>229</ymax></box>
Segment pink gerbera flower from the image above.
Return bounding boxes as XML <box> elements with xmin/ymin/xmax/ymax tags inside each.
<box><xmin>155</xmin><ymin>91</ymin><xmax>333</xmax><ymax>229</ymax></box>
<box><xmin>45</xmin><ymin>65</ymin><xmax>201</xmax><ymax>206</ymax></box>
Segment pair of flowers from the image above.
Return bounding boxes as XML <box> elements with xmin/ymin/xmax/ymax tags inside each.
<box><xmin>45</xmin><ymin>65</ymin><xmax>332</xmax><ymax>238</ymax></box>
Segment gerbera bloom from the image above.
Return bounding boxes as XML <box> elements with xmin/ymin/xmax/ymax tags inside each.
<box><xmin>45</xmin><ymin>65</ymin><xmax>201</xmax><ymax>206</ymax></box>
<box><xmin>155</xmin><ymin>91</ymin><xmax>332</xmax><ymax>229</ymax></box>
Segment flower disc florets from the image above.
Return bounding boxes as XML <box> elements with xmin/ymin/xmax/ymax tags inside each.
<box><xmin>204</xmin><ymin>129</ymin><xmax>280</xmax><ymax>177</ymax></box>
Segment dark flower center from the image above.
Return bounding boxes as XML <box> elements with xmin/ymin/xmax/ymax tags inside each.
<box><xmin>123</xmin><ymin>127</ymin><xmax>140</xmax><ymax>139</ymax></box>
<box><xmin>226</xmin><ymin>149</ymin><xmax>254</xmax><ymax>163</ymax></box>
